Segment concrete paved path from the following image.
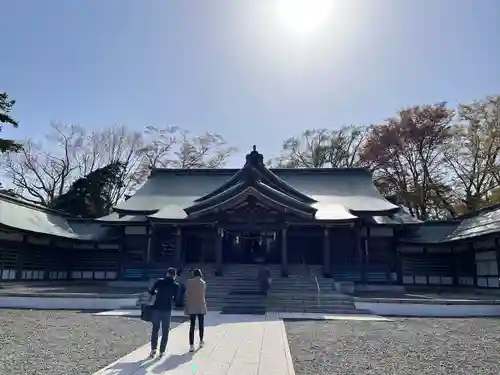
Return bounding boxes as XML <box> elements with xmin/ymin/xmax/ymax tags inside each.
<box><xmin>93</xmin><ymin>313</ymin><xmax>295</xmax><ymax>375</ymax></box>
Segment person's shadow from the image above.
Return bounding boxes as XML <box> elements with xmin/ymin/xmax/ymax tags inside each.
<box><xmin>115</xmin><ymin>350</ymin><xmax>196</xmax><ymax>375</ymax></box>
<box><xmin>149</xmin><ymin>350</ymin><xmax>197</xmax><ymax>374</ymax></box>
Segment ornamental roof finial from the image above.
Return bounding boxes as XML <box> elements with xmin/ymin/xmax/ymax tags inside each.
<box><xmin>245</xmin><ymin>144</ymin><xmax>263</xmax><ymax>167</ymax></box>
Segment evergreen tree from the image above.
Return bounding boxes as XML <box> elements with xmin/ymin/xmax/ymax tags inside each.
<box><xmin>0</xmin><ymin>92</ymin><xmax>23</xmax><ymax>153</ymax></box>
<box><xmin>50</xmin><ymin>162</ymin><xmax>125</xmax><ymax>217</ymax></box>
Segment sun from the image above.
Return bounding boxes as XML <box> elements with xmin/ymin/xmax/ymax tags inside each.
<box><xmin>274</xmin><ymin>0</ymin><xmax>336</xmax><ymax>38</ymax></box>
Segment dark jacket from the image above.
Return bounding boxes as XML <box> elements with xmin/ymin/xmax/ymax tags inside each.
<box><xmin>149</xmin><ymin>277</ymin><xmax>180</xmax><ymax>311</ymax></box>
<box><xmin>176</xmin><ymin>283</ymin><xmax>186</xmax><ymax>308</ymax></box>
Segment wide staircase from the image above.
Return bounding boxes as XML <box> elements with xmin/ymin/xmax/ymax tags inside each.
<box><xmin>184</xmin><ymin>263</ymin><xmax>369</xmax><ymax>315</ymax></box>
<box><xmin>113</xmin><ymin>264</ymin><xmax>371</xmax><ymax>315</ymax></box>
<box><xmin>151</xmin><ymin>264</ymin><xmax>268</xmax><ymax>314</ymax></box>
<box><xmin>266</xmin><ymin>265</ymin><xmax>369</xmax><ymax>314</ymax></box>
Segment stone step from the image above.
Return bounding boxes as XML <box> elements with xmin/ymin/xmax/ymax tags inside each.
<box><xmin>268</xmin><ymin>300</ymin><xmax>354</xmax><ymax>307</ymax></box>
<box><xmin>268</xmin><ymin>307</ymin><xmax>370</xmax><ymax>314</ymax></box>
<box><xmin>268</xmin><ymin>293</ymin><xmax>352</xmax><ymax>299</ymax></box>
<box><xmin>220</xmin><ymin>307</ymin><xmax>266</xmax><ymax>315</ymax></box>
<box><xmin>224</xmin><ymin>298</ymin><xmax>267</xmax><ymax>304</ymax></box>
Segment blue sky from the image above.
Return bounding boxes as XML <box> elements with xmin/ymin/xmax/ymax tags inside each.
<box><xmin>1</xmin><ymin>0</ymin><xmax>499</xmax><ymax>166</ymax></box>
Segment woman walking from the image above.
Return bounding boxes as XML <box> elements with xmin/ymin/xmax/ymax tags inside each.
<box><xmin>184</xmin><ymin>269</ymin><xmax>207</xmax><ymax>352</ymax></box>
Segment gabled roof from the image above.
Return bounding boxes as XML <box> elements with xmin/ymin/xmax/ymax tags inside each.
<box><xmin>0</xmin><ymin>193</ymin><xmax>109</xmax><ymax>241</ymax></box>
<box><xmin>195</xmin><ymin>147</ymin><xmax>316</xmax><ymax>205</ymax></box>
<box><xmin>183</xmin><ymin>146</ymin><xmax>317</xmax><ymax>219</ymax></box>
<box><xmin>117</xmin><ymin>146</ymin><xmax>398</xmax><ymax>221</ymax></box>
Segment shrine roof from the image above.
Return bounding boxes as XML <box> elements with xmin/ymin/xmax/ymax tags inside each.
<box><xmin>116</xmin><ymin>146</ymin><xmax>399</xmax><ymax>221</ymax></box>
<box><xmin>0</xmin><ymin>193</ymin><xmax>109</xmax><ymax>240</ymax></box>
<box><xmin>371</xmin><ymin>207</ymin><xmax>423</xmax><ymax>225</ymax></box>
<box><xmin>96</xmin><ymin>212</ymin><xmax>149</xmax><ymax>224</ymax></box>
<box><xmin>444</xmin><ymin>204</ymin><xmax>500</xmax><ymax>242</ymax></box>
<box><xmin>399</xmin><ymin>221</ymin><xmax>460</xmax><ymax>244</ymax></box>
<box><xmin>398</xmin><ymin>205</ymin><xmax>500</xmax><ymax>244</ymax></box>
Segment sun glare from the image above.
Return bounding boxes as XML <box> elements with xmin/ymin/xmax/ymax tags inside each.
<box><xmin>275</xmin><ymin>0</ymin><xmax>336</xmax><ymax>37</ymax></box>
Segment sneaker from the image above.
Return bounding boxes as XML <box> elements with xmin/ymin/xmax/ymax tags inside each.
<box><xmin>189</xmin><ymin>345</ymin><xmax>195</xmax><ymax>352</ymax></box>
<box><xmin>159</xmin><ymin>352</ymin><xmax>165</xmax><ymax>358</ymax></box>
<box><xmin>149</xmin><ymin>350</ymin><xmax>157</xmax><ymax>358</ymax></box>
<box><xmin>199</xmin><ymin>341</ymin><xmax>205</xmax><ymax>348</ymax></box>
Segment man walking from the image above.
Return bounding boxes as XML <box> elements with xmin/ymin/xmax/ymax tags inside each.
<box><xmin>148</xmin><ymin>267</ymin><xmax>180</xmax><ymax>358</ymax></box>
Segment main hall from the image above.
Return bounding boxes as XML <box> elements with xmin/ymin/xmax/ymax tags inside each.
<box><xmin>0</xmin><ymin>146</ymin><xmax>499</xmax><ymax>290</ymax></box>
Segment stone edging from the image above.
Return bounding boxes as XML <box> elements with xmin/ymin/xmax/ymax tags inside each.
<box><xmin>354</xmin><ymin>297</ymin><xmax>500</xmax><ymax>305</ymax></box>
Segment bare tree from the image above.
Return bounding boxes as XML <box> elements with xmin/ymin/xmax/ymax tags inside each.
<box><xmin>272</xmin><ymin>126</ymin><xmax>367</xmax><ymax>168</ymax></box>
<box><xmin>2</xmin><ymin>123</ymin><xmax>145</xmax><ymax>205</ymax></box>
<box><xmin>136</xmin><ymin>125</ymin><xmax>180</xmax><ymax>169</ymax></box>
<box><xmin>81</xmin><ymin>124</ymin><xmax>145</xmax><ymax>204</ymax></box>
<box><xmin>171</xmin><ymin>131</ymin><xmax>236</xmax><ymax>168</ymax></box>
<box><xmin>443</xmin><ymin>95</ymin><xmax>500</xmax><ymax>214</ymax></box>
<box><xmin>136</xmin><ymin>126</ymin><xmax>236</xmax><ymax>176</ymax></box>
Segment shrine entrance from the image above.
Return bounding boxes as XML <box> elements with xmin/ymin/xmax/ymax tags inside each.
<box><xmin>222</xmin><ymin>230</ymin><xmax>281</xmax><ymax>264</ymax></box>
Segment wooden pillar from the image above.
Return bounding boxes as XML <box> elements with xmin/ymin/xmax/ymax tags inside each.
<box><xmin>43</xmin><ymin>238</ymin><xmax>53</xmax><ymax>280</ymax></box>
<box><xmin>146</xmin><ymin>226</ymin><xmax>152</xmax><ymax>265</ymax></box>
<box><xmin>116</xmin><ymin>226</ymin><xmax>125</xmax><ymax>280</ymax></box>
<box><xmin>356</xmin><ymin>225</ymin><xmax>365</xmax><ymax>283</ymax></box>
<box><xmin>281</xmin><ymin>227</ymin><xmax>288</xmax><ymax>277</ymax></box>
<box><xmin>469</xmin><ymin>242</ymin><xmax>477</xmax><ymax>286</ymax></box>
<box><xmin>393</xmin><ymin>227</ymin><xmax>403</xmax><ymax>285</ymax></box>
<box><xmin>365</xmin><ymin>226</ymin><xmax>372</xmax><ymax>283</ymax></box>
<box><xmin>451</xmin><ymin>245</ymin><xmax>459</xmax><ymax>287</ymax></box>
<box><xmin>116</xmin><ymin>240</ymin><xmax>124</xmax><ymax>280</ymax></box>
<box><xmin>423</xmin><ymin>246</ymin><xmax>429</xmax><ymax>285</ymax></box>
<box><xmin>495</xmin><ymin>238</ymin><xmax>500</xmax><ymax>285</ymax></box>
<box><xmin>16</xmin><ymin>235</ymin><xmax>27</xmax><ymax>280</ymax></box>
<box><xmin>174</xmin><ymin>226</ymin><xmax>182</xmax><ymax>271</ymax></box>
<box><xmin>322</xmin><ymin>227</ymin><xmax>331</xmax><ymax>277</ymax></box>
<box><xmin>215</xmin><ymin>227</ymin><xmax>223</xmax><ymax>276</ymax></box>
<box><xmin>66</xmin><ymin>241</ymin><xmax>74</xmax><ymax>280</ymax></box>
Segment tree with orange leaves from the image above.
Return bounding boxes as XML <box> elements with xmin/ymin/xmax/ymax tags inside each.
<box><xmin>360</xmin><ymin>103</ymin><xmax>455</xmax><ymax>219</ymax></box>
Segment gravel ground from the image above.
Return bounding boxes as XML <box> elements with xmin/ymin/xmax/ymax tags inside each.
<box><xmin>285</xmin><ymin>318</ymin><xmax>500</xmax><ymax>375</ymax></box>
<box><xmin>0</xmin><ymin>309</ymin><xmax>183</xmax><ymax>375</ymax></box>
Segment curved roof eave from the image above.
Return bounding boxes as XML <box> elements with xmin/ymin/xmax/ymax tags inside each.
<box><xmin>186</xmin><ymin>186</ymin><xmax>315</xmax><ymax>220</ymax></box>
<box><xmin>194</xmin><ymin>169</ymin><xmax>246</xmax><ymax>202</ymax></box>
<box><xmin>113</xmin><ymin>208</ymin><xmax>159</xmax><ymax>216</ymax></box>
<box><xmin>184</xmin><ymin>182</ymin><xmax>246</xmax><ymax>214</ymax></box>
<box><xmin>254</xmin><ymin>181</ymin><xmax>316</xmax><ymax>214</ymax></box>
<box><xmin>350</xmin><ymin>207</ymin><xmax>401</xmax><ymax>217</ymax></box>
<box><xmin>255</xmin><ymin>164</ymin><xmax>316</xmax><ymax>204</ymax></box>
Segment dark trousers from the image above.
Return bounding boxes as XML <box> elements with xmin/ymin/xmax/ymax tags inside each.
<box><xmin>189</xmin><ymin>314</ymin><xmax>205</xmax><ymax>346</ymax></box>
<box><xmin>151</xmin><ymin>309</ymin><xmax>172</xmax><ymax>353</ymax></box>
<box><xmin>260</xmin><ymin>279</ymin><xmax>270</xmax><ymax>295</ymax></box>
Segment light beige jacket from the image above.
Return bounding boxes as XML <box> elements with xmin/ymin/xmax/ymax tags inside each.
<box><xmin>184</xmin><ymin>276</ymin><xmax>207</xmax><ymax>315</ymax></box>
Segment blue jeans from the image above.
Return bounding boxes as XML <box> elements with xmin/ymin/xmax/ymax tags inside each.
<box><xmin>150</xmin><ymin>309</ymin><xmax>172</xmax><ymax>353</ymax></box>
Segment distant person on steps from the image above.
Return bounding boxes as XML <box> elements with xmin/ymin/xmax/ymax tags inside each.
<box><xmin>148</xmin><ymin>267</ymin><xmax>180</xmax><ymax>358</ymax></box>
<box><xmin>184</xmin><ymin>268</ymin><xmax>207</xmax><ymax>352</ymax></box>
<box><xmin>258</xmin><ymin>266</ymin><xmax>272</xmax><ymax>296</ymax></box>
